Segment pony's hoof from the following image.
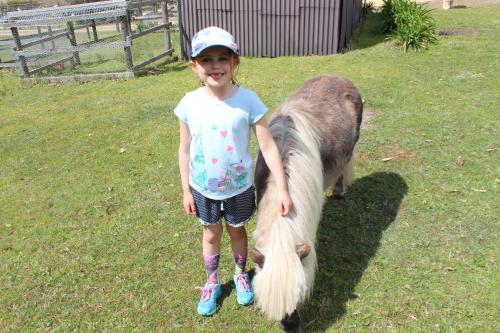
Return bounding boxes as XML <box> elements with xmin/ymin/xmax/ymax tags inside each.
<box><xmin>279</xmin><ymin>310</ymin><xmax>300</xmax><ymax>332</ymax></box>
<box><xmin>331</xmin><ymin>193</ymin><xmax>345</xmax><ymax>201</ymax></box>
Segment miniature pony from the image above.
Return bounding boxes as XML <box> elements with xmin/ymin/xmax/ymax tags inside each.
<box><xmin>251</xmin><ymin>75</ymin><xmax>363</xmax><ymax>331</ymax></box>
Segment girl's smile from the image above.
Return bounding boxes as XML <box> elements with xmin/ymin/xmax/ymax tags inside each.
<box><xmin>191</xmin><ymin>46</ymin><xmax>238</xmax><ymax>99</ymax></box>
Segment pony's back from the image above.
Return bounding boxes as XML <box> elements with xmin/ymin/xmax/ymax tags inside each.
<box><xmin>290</xmin><ymin>75</ymin><xmax>363</xmax><ymax>183</ymax></box>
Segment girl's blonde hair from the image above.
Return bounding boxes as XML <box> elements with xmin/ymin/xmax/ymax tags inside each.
<box><xmin>189</xmin><ymin>50</ymin><xmax>240</xmax><ymax>86</ymax></box>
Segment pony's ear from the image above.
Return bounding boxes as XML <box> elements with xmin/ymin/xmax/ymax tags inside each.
<box><xmin>296</xmin><ymin>243</ymin><xmax>311</xmax><ymax>260</ymax></box>
<box><xmin>250</xmin><ymin>248</ymin><xmax>265</xmax><ymax>267</ymax></box>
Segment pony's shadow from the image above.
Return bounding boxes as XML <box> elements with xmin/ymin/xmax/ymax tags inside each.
<box><xmin>301</xmin><ymin>172</ymin><xmax>408</xmax><ymax>332</ymax></box>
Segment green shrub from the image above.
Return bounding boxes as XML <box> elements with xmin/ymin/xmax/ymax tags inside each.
<box><xmin>381</xmin><ymin>0</ymin><xmax>438</xmax><ymax>52</ymax></box>
<box><xmin>381</xmin><ymin>0</ymin><xmax>397</xmax><ymax>32</ymax></box>
<box><xmin>362</xmin><ymin>0</ymin><xmax>376</xmax><ymax>17</ymax></box>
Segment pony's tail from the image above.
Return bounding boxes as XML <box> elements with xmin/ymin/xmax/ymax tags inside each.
<box><xmin>252</xmin><ymin>218</ymin><xmax>308</xmax><ymax>320</ymax></box>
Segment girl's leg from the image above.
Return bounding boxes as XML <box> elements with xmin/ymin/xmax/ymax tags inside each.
<box><xmin>202</xmin><ymin>224</ymin><xmax>223</xmax><ymax>284</ymax></box>
<box><xmin>226</xmin><ymin>225</ymin><xmax>248</xmax><ymax>273</ymax></box>
<box><xmin>197</xmin><ymin>223</ymin><xmax>223</xmax><ymax>316</ymax></box>
<box><xmin>226</xmin><ymin>224</ymin><xmax>253</xmax><ymax>305</ymax></box>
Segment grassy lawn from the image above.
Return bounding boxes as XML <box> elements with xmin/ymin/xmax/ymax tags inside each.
<box><xmin>1</xmin><ymin>5</ymin><xmax>499</xmax><ymax>332</ymax></box>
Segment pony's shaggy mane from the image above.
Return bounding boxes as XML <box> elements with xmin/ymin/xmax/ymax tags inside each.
<box><xmin>253</xmin><ymin>99</ymin><xmax>325</xmax><ymax>320</ymax></box>
<box><xmin>252</xmin><ymin>75</ymin><xmax>362</xmax><ymax>325</ymax></box>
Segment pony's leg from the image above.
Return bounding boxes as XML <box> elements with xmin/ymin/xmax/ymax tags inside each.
<box><xmin>332</xmin><ymin>175</ymin><xmax>345</xmax><ymax>200</ymax></box>
<box><xmin>332</xmin><ymin>156</ymin><xmax>355</xmax><ymax>200</ymax></box>
<box><xmin>279</xmin><ymin>309</ymin><xmax>300</xmax><ymax>332</ymax></box>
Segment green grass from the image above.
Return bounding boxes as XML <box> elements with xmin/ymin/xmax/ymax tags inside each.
<box><xmin>1</xmin><ymin>5</ymin><xmax>499</xmax><ymax>332</ymax></box>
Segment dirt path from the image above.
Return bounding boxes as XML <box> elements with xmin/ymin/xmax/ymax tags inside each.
<box><xmin>371</xmin><ymin>0</ymin><xmax>500</xmax><ymax>8</ymax></box>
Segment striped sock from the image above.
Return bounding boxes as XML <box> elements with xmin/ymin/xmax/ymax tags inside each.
<box><xmin>233</xmin><ymin>253</ymin><xmax>247</xmax><ymax>275</ymax></box>
<box><xmin>203</xmin><ymin>254</ymin><xmax>220</xmax><ymax>284</ymax></box>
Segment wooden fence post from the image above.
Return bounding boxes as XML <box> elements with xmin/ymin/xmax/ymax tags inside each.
<box><xmin>66</xmin><ymin>21</ymin><xmax>81</xmax><ymax>65</ymax></box>
<box><xmin>91</xmin><ymin>19</ymin><xmax>98</xmax><ymax>41</ymax></box>
<box><xmin>48</xmin><ymin>26</ymin><xmax>56</xmax><ymax>49</ymax></box>
<box><xmin>121</xmin><ymin>14</ymin><xmax>133</xmax><ymax>72</ymax></box>
<box><xmin>137</xmin><ymin>0</ymin><xmax>143</xmax><ymax>16</ymax></box>
<box><xmin>161</xmin><ymin>0</ymin><xmax>171</xmax><ymax>51</ymax></box>
<box><xmin>11</xmin><ymin>27</ymin><xmax>30</xmax><ymax>78</ymax></box>
<box><xmin>37</xmin><ymin>26</ymin><xmax>45</xmax><ymax>49</ymax></box>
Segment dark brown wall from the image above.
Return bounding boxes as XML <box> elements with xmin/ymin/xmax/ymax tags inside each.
<box><xmin>178</xmin><ymin>0</ymin><xmax>362</xmax><ymax>59</ymax></box>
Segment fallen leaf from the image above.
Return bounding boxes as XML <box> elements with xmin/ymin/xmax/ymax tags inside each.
<box><xmin>382</xmin><ymin>157</ymin><xmax>394</xmax><ymax>162</ymax></box>
<box><xmin>457</xmin><ymin>157</ymin><xmax>465</xmax><ymax>166</ymax></box>
<box><xmin>448</xmin><ymin>189</ymin><xmax>462</xmax><ymax>195</ymax></box>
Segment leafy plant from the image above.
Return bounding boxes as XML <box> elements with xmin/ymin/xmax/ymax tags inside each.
<box><xmin>362</xmin><ymin>0</ymin><xmax>376</xmax><ymax>17</ymax></box>
<box><xmin>381</xmin><ymin>0</ymin><xmax>438</xmax><ymax>52</ymax></box>
<box><xmin>381</xmin><ymin>0</ymin><xmax>396</xmax><ymax>32</ymax></box>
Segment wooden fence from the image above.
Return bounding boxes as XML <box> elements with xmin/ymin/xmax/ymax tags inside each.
<box><xmin>178</xmin><ymin>0</ymin><xmax>362</xmax><ymax>59</ymax></box>
<box><xmin>0</xmin><ymin>0</ymin><xmax>175</xmax><ymax>82</ymax></box>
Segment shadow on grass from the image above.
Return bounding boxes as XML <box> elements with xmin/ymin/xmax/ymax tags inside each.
<box><xmin>349</xmin><ymin>13</ymin><xmax>389</xmax><ymax>51</ymax></box>
<box><xmin>301</xmin><ymin>171</ymin><xmax>408</xmax><ymax>332</ymax></box>
<box><xmin>135</xmin><ymin>58</ymin><xmax>188</xmax><ymax>77</ymax></box>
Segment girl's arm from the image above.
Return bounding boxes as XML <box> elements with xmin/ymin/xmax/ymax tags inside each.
<box><xmin>178</xmin><ymin>121</ymin><xmax>196</xmax><ymax>215</ymax></box>
<box><xmin>253</xmin><ymin>117</ymin><xmax>293</xmax><ymax>216</ymax></box>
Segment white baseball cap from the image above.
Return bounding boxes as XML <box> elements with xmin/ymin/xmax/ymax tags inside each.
<box><xmin>191</xmin><ymin>26</ymin><xmax>240</xmax><ymax>58</ymax></box>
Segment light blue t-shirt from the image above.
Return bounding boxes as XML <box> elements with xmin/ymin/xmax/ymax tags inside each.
<box><xmin>174</xmin><ymin>87</ymin><xmax>267</xmax><ymax>200</ymax></box>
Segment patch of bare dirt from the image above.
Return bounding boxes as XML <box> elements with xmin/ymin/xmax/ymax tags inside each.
<box><xmin>362</xmin><ymin>108</ymin><xmax>378</xmax><ymax>130</ymax></box>
<box><xmin>371</xmin><ymin>0</ymin><xmax>500</xmax><ymax>8</ymax></box>
<box><xmin>377</xmin><ymin>147</ymin><xmax>419</xmax><ymax>162</ymax></box>
<box><xmin>438</xmin><ymin>28</ymin><xmax>480</xmax><ymax>36</ymax></box>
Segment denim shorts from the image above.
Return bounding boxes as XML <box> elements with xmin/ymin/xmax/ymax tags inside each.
<box><xmin>191</xmin><ymin>186</ymin><xmax>256</xmax><ymax>227</ymax></box>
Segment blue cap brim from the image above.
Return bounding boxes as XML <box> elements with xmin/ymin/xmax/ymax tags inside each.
<box><xmin>191</xmin><ymin>44</ymin><xmax>239</xmax><ymax>58</ymax></box>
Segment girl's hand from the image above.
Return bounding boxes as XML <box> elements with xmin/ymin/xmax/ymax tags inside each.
<box><xmin>278</xmin><ymin>190</ymin><xmax>293</xmax><ymax>216</ymax></box>
<box><xmin>183</xmin><ymin>191</ymin><xmax>197</xmax><ymax>215</ymax></box>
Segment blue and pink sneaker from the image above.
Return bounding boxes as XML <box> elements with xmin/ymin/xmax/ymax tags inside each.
<box><xmin>196</xmin><ymin>283</ymin><xmax>221</xmax><ymax>316</ymax></box>
<box><xmin>233</xmin><ymin>272</ymin><xmax>254</xmax><ymax>305</ymax></box>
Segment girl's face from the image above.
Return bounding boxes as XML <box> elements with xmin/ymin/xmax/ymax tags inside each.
<box><xmin>191</xmin><ymin>46</ymin><xmax>239</xmax><ymax>90</ymax></box>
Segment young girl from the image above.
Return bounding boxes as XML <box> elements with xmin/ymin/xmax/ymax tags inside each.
<box><xmin>175</xmin><ymin>26</ymin><xmax>293</xmax><ymax>316</ymax></box>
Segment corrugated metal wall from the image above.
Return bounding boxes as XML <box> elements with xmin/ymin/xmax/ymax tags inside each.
<box><xmin>178</xmin><ymin>0</ymin><xmax>362</xmax><ymax>59</ymax></box>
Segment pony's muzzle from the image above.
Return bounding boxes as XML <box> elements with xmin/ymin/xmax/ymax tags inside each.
<box><xmin>296</xmin><ymin>243</ymin><xmax>311</xmax><ymax>260</ymax></box>
<box><xmin>251</xmin><ymin>243</ymin><xmax>311</xmax><ymax>269</ymax></box>
<box><xmin>250</xmin><ymin>248</ymin><xmax>265</xmax><ymax>269</ymax></box>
